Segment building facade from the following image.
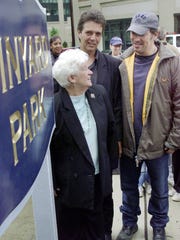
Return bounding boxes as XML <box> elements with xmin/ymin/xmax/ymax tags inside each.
<box><xmin>39</xmin><ymin>0</ymin><xmax>180</xmax><ymax>51</ymax></box>
<box><xmin>39</xmin><ymin>0</ymin><xmax>72</xmax><ymax>47</ymax></box>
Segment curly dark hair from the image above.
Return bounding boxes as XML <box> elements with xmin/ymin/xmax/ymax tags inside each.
<box><xmin>77</xmin><ymin>9</ymin><xmax>106</xmax><ymax>32</ymax></box>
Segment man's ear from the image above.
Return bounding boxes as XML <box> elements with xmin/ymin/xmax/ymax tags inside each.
<box><xmin>154</xmin><ymin>31</ymin><xmax>159</xmax><ymax>40</ymax></box>
<box><xmin>77</xmin><ymin>31</ymin><xmax>82</xmax><ymax>42</ymax></box>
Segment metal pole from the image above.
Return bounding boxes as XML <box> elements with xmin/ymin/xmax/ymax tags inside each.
<box><xmin>144</xmin><ymin>183</ymin><xmax>148</xmax><ymax>240</ymax></box>
<box><xmin>70</xmin><ymin>0</ymin><xmax>75</xmax><ymax>46</ymax></box>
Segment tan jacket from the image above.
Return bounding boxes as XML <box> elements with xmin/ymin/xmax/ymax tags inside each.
<box><xmin>119</xmin><ymin>43</ymin><xmax>180</xmax><ymax>160</ymax></box>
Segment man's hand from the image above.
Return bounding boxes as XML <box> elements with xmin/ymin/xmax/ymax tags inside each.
<box><xmin>164</xmin><ymin>147</ymin><xmax>175</xmax><ymax>154</ymax></box>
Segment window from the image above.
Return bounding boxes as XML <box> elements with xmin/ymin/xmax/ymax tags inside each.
<box><xmin>104</xmin><ymin>18</ymin><xmax>131</xmax><ymax>52</ymax></box>
<box><xmin>63</xmin><ymin>0</ymin><xmax>71</xmax><ymax>21</ymax></box>
<box><xmin>40</xmin><ymin>0</ymin><xmax>57</xmax><ymax>3</ymax></box>
<box><xmin>39</xmin><ymin>0</ymin><xmax>59</xmax><ymax>21</ymax></box>
<box><xmin>176</xmin><ymin>36</ymin><xmax>180</xmax><ymax>47</ymax></box>
<box><xmin>174</xmin><ymin>14</ymin><xmax>180</xmax><ymax>33</ymax></box>
<box><xmin>39</xmin><ymin>0</ymin><xmax>71</xmax><ymax>22</ymax></box>
<box><xmin>166</xmin><ymin>36</ymin><xmax>173</xmax><ymax>45</ymax></box>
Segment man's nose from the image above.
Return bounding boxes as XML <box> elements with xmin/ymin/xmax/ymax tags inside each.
<box><xmin>90</xmin><ymin>33</ymin><xmax>96</xmax><ymax>39</ymax></box>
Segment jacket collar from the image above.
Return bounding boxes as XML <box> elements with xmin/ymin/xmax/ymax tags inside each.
<box><xmin>121</xmin><ymin>42</ymin><xmax>176</xmax><ymax>61</ymax></box>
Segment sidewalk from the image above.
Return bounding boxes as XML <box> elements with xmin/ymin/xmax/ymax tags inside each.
<box><xmin>0</xmin><ymin>175</ymin><xmax>180</xmax><ymax>240</ymax></box>
<box><xmin>112</xmin><ymin>175</ymin><xmax>180</xmax><ymax>240</ymax></box>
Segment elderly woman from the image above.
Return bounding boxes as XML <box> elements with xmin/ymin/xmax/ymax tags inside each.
<box><xmin>50</xmin><ymin>49</ymin><xmax>118</xmax><ymax>240</ymax></box>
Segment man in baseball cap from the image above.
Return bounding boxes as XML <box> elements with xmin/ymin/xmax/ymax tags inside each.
<box><xmin>127</xmin><ymin>12</ymin><xmax>159</xmax><ymax>35</ymax></box>
<box><xmin>109</xmin><ymin>36</ymin><xmax>123</xmax><ymax>58</ymax></box>
<box><xmin>116</xmin><ymin>11</ymin><xmax>180</xmax><ymax>240</ymax></box>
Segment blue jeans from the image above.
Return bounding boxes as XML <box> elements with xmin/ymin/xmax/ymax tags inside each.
<box><xmin>120</xmin><ymin>154</ymin><xmax>169</xmax><ymax>228</ymax></box>
<box><xmin>138</xmin><ymin>162</ymin><xmax>151</xmax><ymax>187</ymax></box>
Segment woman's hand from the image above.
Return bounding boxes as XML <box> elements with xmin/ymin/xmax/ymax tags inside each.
<box><xmin>54</xmin><ymin>188</ymin><xmax>60</xmax><ymax>197</ymax></box>
<box><xmin>118</xmin><ymin>141</ymin><xmax>122</xmax><ymax>158</ymax></box>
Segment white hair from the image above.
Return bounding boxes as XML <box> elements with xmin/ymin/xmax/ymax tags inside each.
<box><xmin>52</xmin><ymin>48</ymin><xmax>89</xmax><ymax>88</ymax></box>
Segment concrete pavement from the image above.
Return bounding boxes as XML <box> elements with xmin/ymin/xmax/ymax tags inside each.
<box><xmin>112</xmin><ymin>175</ymin><xmax>180</xmax><ymax>240</ymax></box>
<box><xmin>0</xmin><ymin>175</ymin><xmax>180</xmax><ymax>240</ymax></box>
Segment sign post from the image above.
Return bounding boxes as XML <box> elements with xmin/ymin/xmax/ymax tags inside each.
<box><xmin>32</xmin><ymin>149</ymin><xmax>58</xmax><ymax>240</ymax></box>
<box><xmin>0</xmin><ymin>0</ymin><xmax>57</xmax><ymax>238</ymax></box>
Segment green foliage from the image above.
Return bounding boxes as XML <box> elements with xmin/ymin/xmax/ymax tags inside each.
<box><xmin>50</xmin><ymin>27</ymin><xmax>59</xmax><ymax>37</ymax></box>
<box><xmin>63</xmin><ymin>41</ymin><xmax>68</xmax><ymax>48</ymax></box>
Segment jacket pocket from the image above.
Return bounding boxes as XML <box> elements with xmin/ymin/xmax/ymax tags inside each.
<box><xmin>60</xmin><ymin>174</ymin><xmax>95</xmax><ymax>210</ymax></box>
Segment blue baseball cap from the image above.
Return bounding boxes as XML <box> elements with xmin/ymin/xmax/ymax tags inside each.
<box><xmin>110</xmin><ymin>37</ymin><xmax>123</xmax><ymax>46</ymax></box>
<box><xmin>127</xmin><ymin>12</ymin><xmax>159</xmax><ymax>35</ymax></box>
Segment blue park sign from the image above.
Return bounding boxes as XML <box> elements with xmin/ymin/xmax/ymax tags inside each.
<box><xmin>0</xmin><ymin>0</ymin><xmax>54</xmax><ymax>225</ymax></box>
